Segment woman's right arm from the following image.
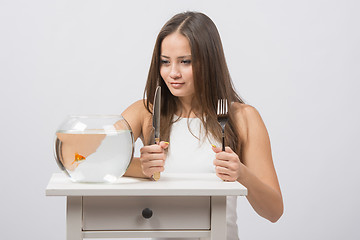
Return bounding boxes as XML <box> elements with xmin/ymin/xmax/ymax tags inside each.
<box><xmin>121</xmin><ymin>100</ymin><xmax>168</xmax><ymax>178</ymax></box>
<box><xmin>121</xmin><ymin>100</ymin><xmax>148</xmax><ymax>178</ymax></box>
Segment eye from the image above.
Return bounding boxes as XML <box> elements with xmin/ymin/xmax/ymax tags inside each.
<box><xmin>181</xmin><ymin>59</ymin><xmax>191</xmax><ymax>65</ymax></box>
<box><xmin>160</xmin><ymin>59</ymin><xmax>170</xmax><ymax>65</ymax></box>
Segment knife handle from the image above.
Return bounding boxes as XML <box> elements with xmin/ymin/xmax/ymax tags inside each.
<box><xmin>152</xmin><ymin>172</ymin><xmax>160</xmax><ymax>181</ymax></box>
<box><xmin>151</xmin><ymin>138</ymin><xmax>161</xmax><ymax>181</ymax></box>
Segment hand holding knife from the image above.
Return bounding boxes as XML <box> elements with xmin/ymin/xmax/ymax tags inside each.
<box><xmin>152</xmin><ymin>86</ymin><xmax>161</xmax><ymax>181</ymax></box>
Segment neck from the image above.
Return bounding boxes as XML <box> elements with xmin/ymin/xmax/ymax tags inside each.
<box><xmin>177</xmin><ymin>96</ymin><xmax>198</xmax><ymax>118</ymax></box>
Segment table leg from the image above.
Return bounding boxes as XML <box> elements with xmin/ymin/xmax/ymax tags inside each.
<box><xmin>66</xmin><ymin>196</ymin><xmax>82</xmax><ymax>240</ymax></box>
<box><xmin>210</xmin><ymin>196</ymin><xmax>226</xmax><ymax>240</ymax></box>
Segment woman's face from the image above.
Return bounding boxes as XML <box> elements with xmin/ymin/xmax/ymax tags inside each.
<box><xmin>160</xmin><ymin>32</ymin><xmax>194</xmax><ymax>102</ymax></box>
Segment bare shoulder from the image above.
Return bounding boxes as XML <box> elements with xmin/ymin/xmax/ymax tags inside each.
<box><xmin>231</xmin><ymin>103</ymin><xmax>266</xmax><ymax>143</ymax></box>
<box><xmin>123</xmin><ymin>99</ymin><xmax>148</xmax><ymax>112</ymax></box>
<box><xmin>122</xmin><ymin>99</ymin><xmax>152</xmax><ymax>119</ymax></box>
<box><xmin>232</xmin><ymin>102</ymin><xmax>260</xmax><ymax>118</ymax></box>
<box><xmin>232</xmin><ymin>103</ymin><xmax>264</xmax><ymax>125</ymax></box>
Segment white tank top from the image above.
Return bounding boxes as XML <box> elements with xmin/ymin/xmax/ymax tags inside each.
<box><xmin>153</xmin><ymin>117</ymin><xmax>239</xmax><ymax>240</ymax></box>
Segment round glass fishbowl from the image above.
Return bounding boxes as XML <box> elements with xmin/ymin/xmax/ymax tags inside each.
<box><xmin>54</xmin><ymin>115</ymin><xmax>134</xmax><ymax>183</ymax></box>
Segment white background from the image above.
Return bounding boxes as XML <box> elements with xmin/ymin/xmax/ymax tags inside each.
<box><xmin>1</xmin><ymin>0</ymin><xmax>359</xmax><ymax>239</ymax></box>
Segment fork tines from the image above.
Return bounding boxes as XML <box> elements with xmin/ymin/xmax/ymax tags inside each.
<box><xmin>217</xmin><ymin>99</ymin><xmax>228</xmax><ymax>117</ymax></box>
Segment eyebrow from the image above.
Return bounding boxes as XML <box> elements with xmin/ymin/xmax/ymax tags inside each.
<box><xmin>161</xmin><ymin>55</ymin><xmax>192</xmax><ymax>59</ymax></box>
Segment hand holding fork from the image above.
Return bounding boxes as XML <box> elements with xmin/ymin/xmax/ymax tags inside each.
<box><xmin>214</xmin><ymin>99</ymin><xmax>243</xmax><ymax>182</ymax></box>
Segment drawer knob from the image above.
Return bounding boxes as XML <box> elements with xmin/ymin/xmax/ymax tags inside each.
<box><xmin>142</xmin><ymin>208</ymin><xmax>153</xmax><ymax>219</ymax></box>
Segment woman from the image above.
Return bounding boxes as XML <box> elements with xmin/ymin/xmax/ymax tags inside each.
<box><xmin>123</xmin><ymin>11</ymin><xmax>283</xmax><ymax>239</ymax></box>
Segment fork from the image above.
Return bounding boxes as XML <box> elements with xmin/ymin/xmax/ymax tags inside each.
<box><xmin>217</xmin><ymin>99</ymin><xmax>229</xmax><ymax>151</ymax></box>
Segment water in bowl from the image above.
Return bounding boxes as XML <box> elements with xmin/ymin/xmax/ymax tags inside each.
<box><xmin>54</xmin><ymin>129</ymin><xmax>133</xmax><ymax>183</ymax></box>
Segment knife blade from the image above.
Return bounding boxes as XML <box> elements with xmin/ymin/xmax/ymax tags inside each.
<box><xmin>152</xmin><ymin>86</ymin><xmax>161</xmax><ymax>181</ymax></box>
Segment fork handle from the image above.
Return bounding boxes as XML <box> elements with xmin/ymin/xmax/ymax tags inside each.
<box><xmin>222</xmin><ymin>135</ymin><xmax>225</xmax><ymax>151</ymax></box>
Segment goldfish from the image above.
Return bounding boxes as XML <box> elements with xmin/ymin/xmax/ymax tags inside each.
<box><xmin>72</xmin><ymin>152</ymin><xmax>86</xmax><ymax>165</ymax></box>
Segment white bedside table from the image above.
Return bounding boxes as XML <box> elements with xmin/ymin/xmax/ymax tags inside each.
<box><xmin>46</xmin><ymin>173</ymin><xmax>247</xmax><ymax>240</ymax></box>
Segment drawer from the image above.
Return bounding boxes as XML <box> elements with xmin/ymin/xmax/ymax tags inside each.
<box><xmin>82</xmin><ymin>196</ymin><xmax>210</xmax><ymax>230</ymax></box>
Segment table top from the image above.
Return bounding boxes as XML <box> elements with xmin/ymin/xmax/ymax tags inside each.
<box><xmin>46</xmin><ymin>172</ymin><xmax>247</xmax><ymax>196</ymax></box>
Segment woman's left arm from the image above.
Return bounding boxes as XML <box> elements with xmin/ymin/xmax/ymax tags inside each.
<box><xmin>213</xmin><ymin>104</ymin><xmax>283</xmax><ymax>222</ymax></box>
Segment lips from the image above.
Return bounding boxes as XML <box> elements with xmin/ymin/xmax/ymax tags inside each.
<box><xmin>169</xmin><ymin>82</ymin><xmax>185</xmax><ymax>89</ymax></box>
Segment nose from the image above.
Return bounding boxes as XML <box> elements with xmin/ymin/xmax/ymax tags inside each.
<box><xmin>169</xmin><ymin>64</ymin><xmax>181</xmax><ymax>79</ymax></box>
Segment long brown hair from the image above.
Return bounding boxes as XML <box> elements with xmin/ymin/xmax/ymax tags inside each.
<box><xmin>144</xmin><ymin>11</ymin><xmax>244</xmax><ymax>154</ymax></box>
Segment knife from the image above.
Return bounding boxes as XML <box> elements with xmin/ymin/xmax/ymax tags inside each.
<box><xmin>152</xmin><ymin>86</ymin><xmax>161</xmax><ymax>181</ymax></box>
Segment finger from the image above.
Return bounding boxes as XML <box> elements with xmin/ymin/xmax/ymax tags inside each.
<box><xmin>215</xmin><ymin>150</ymin><xmax>240</xmax><ymax>162</ymax></box>
<box><xmin>216</xmin><ymin>172</ymin><xmax>236</xmax><ymax>182</ymax></box>
<box><xmin>141</xmin><ymin>159</ymin><xmax>165</xmax><ymax>175</ymax></box>
<box><xmin>142</xmin><ymin>166</ymin><xmax>165</xmax><ymax>177</ymax></box>
<box><xmin>149</xmin><ymin>166</ymin><xmax>165</xmax><ymax>172</ymax></box>
<box><xmin>215</xmin><ymin>171</ymin><xmax>230</xmax><ymax>181</ymax></box>
<box><xmin>215</xmin><ymin>165</ymin><xmax>230</xmax><ymax>174</ymax></box>
<box><xmin>224</xmin><ymin>146</ymin><xmax>235</xmax><ymax>154</ymax></box>
<box><xmin>212</xmin><ymin>145</ymin><xmax>235</xmax><ymax>153</ymax></box>
<box><xmin>159</xmin><ymin>141</ymin><xmax>170</xmax><ymax>149</ymax></box>
<box><xmin>141</xmin><ymin>159</ymin><xmax>165</xmax><ymax>167</ymax></box>
<box><xmin>215</xmin><ymin>151</ymin><xmax>233</xmax><ymax>161</ymax></box>
<box><xmin>140</xmin><ymin>153</ymin><xmax>166</xmax><ymax>162</ymax></box>
<box><xmin>213</xmin><ymin>146</ymin><xmax>235</xmax><ymax>153</ymax></box>
<box><xmin>214</xmin><ymin>156</ymin><xmax>241</xmax><ymax>172</ymax></box>
<box><xmin>140</xmin><ymin>144</ymin><xmax>164</xmax><ymax>154</ymax></box>
<box><xmin>215</xmin><ymin>166</ymin><xmax>238</xmax><ymax>182</ymax></box>
<box><xmin>213</xmin><ymin>159</ymin><xmax>231</xmax><ymax>168</ymax></box>
<box><xmin>211</xmin><ymin>144</ymin><xmax>222</xmax><ymax>153</ymax></box>
<box><xmin>215</xmin><ymin>162</ymin><xmax>238</xmax><ymax>176</ymax></box>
